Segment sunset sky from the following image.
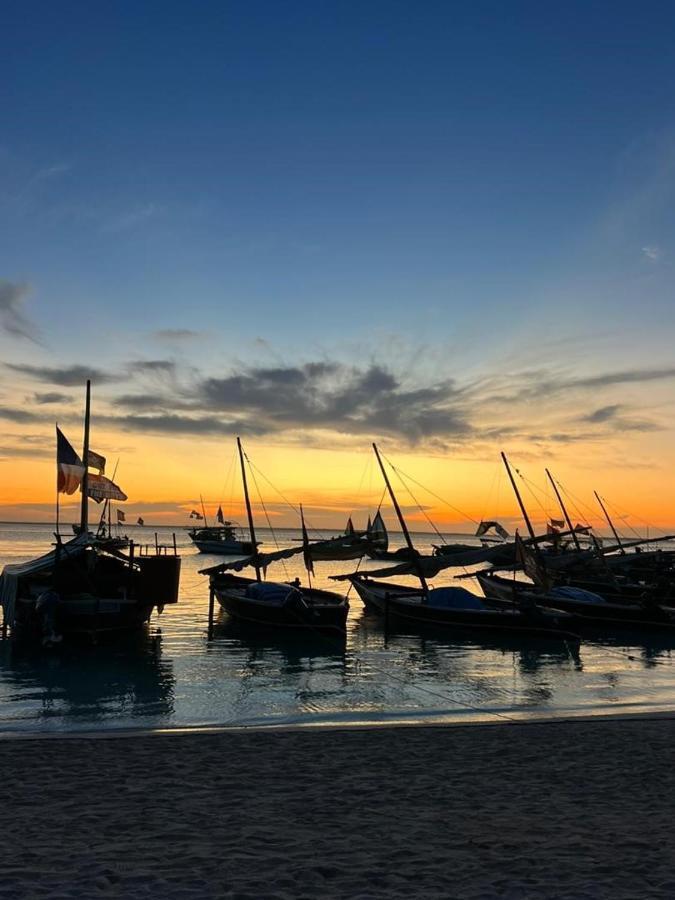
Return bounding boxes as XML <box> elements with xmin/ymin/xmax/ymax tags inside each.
<box><xmin>3</xmin><ymin>1</ymin><xmax>675</xmax><ymax>536</ymax></box>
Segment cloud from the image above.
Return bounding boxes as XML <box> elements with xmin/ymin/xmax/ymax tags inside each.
<box><xmin>128</xmin><ymin>360</ymin><xmax>176</xmax><ymax>375</ymax></box>
<box><xmin>642</xmin><ymin>245</ymin><xmax>661</xmax><ymax>261</ymax></box>
<box><xmin>583</xmin><ymin>404</ymin><xmax>623</xmax><ymax>424</ymax></box>
<box><xmin>0</xmin><ymin>280</ymin><xmax>40</xmax><ymax>342</ymax></box>
<box><xmin>103</xmin><ymin>203</ymin><xmax>158</xmax><ymax>233</ymax></box>
<box><xmin>0</xmin><ymin>405</ymin><xmax>44</xmax><ymax>423</ymax></box>
<box><xmin>6</xmin><ymin>363</ymin><xmax>120</xmax><ymax>386</ymax></box>
<box><xmin>32</xmin><ymin>391</ymin><xmax>72</xmax><ymax>405</ymax></box>
<box><xmin>152</xmin><ymin>329</ymin><xmax>203</xmax><ymax>342</ymax></box>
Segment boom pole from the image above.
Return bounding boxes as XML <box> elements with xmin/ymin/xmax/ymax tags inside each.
<box><xmin>545</xmin><ymin>469</ymin><xmax>581</xmax><ymax>552</ymax></box>
<box><xmin>372</xmin><ymin>443</ymin><xmax>428</xmax><ymax>595</ymax></box>
<box><xmin>594</xmin><ymin>491</ymin><xmax>625</xmax><ymax>554</ymax></box>
<box><xmin>501</xmin><ymin>452</ymin><xmax>536</xmax><ymax>541</ymax></box>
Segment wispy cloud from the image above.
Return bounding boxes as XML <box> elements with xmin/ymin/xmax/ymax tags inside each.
<box><xmin>6</xmin><ymin>363</ymin><xmax>120</xmax><ymax>386</ymax></box>
<box><xmin>0</xmin><ymin>280</ymin><xmax>40</xmax><ymax>343</ymax></box>
<box><xmin>153</xmin><ymin>329</ymin><xmax>203</xmax><ymax>342</ymax></box>
<box><xmin>102</xmin><ymin>203</ymin><xmax>158</xmax><ymax>233</ymax></box>
<box><xmin>642</xmin><ymin>245</ymin><xmax>661</xmax><ymax>261</ymax></box>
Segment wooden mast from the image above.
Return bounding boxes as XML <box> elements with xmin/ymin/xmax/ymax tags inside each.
<box><xmin>372</xmin><ymin>443</ymin><xmax>428</xmax><ymax>595</ymax></box>
<box><xmin>237</xmin><ymin>436</ymin><xmax>261</xmax><ymax>581</ymax></box>
<box><xmin>79</xmin><ymin>379</ymin><xmax>91</xmax><ymax>534</ymax></box>
<box><xmin>501</xmin><ymin>451</ymin><xmax>536</xmax><ymax>541</ymax></box>
<box><xmin>545</xmin><ymin>468</ymin><xmax>581</xmax><ymax>552</ymax></box>
<box><xmin>594</xmin><ymin>490</ymin><xmax>625</xmax><ymax>554</ymax></box>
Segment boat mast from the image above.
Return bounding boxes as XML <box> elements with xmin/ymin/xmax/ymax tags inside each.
<box><xmin>79</xmin><ymin>379</ymin><xmax>91</xmax><ymax>534</ymax></box>
<box><xmin>545</xmin><ymin>468</ymin><xmax>581</xmax><ymax>552</ymax></box>
<box><xmin>372</xmin><ymin>443</ymin><xmax>428</xmax><ymax>595</ymax></box>
<box><xmin>237</xmin><ymin>436</ymin><xmax>261</xmax><ymax>581</ymax></box>
<box><xmin>501</xmin><ymin>451</ymin><xmax>535</xmax><ymax>541</ymax></box>
<box><xmin>594</xmin><ymin>490</ymin><xmax>625</xmax><ymax>555</ymax></box>
<box><xmin>200</xmin><ymin>494</ymin><xmax>209</xmax><ymax>528</ymax></box>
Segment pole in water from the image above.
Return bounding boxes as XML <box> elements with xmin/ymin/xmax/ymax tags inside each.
<box><xmin>208</xmin><ymin>585</ymin><xmax>215</xmax><ymax>639</ymax></box>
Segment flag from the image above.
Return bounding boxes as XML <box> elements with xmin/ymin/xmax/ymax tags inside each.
<box><xmin>217</xmin><ymin>505</ymin><xmax>225</xmax><ymax>524</ymax></box>
<box><xmin>547</xmin><ymin>522</ymin><xmax>561</xmax><ymax>536</ymax></box>
<box><xmin>550</xmin><ymin>518</ymin><xmax>565</xmax><ymax>529</ymax></box>
<box><xmin>301</xmin><ymin>507</ymin><xmax>314</xmax><ymax>575</ymax></box>
<box><xmin>117</xmin><ymin>509</ymin><xmax>126</xmax><ymax>522</ymax></box>
<box><xmin>56</xmin><ymin>426</ymin><xmax>85</xmax><ymax>495</ymax></box>
<box><xmin>87</xmin><ymin>473</ymin><xmax>128</xmax><ymax>503</ymax></box>
<box><xmin>476</xmin><ymin>520</ymin><xmax>510</xmax><ymax>540</ymax></box>
<box><xmin>137</xmin><ymin>517</ymin><xmax>144</xmax><ymax>526</ymax></box>
<box><xmin>87</xmin><ymin>449</ymin><xmax>106</xmax><ymax>474</ymax></box>
<box><xmin>575</xmin><ymin>523</ymin><xmax>591</xmax><ymax>534</ymax></box>
<box><xmin>515</xmin><ymin>532</ymin><xmax>552</xmax><ymax>591</ymax></box>
<box><xmin>190</xmin><ymin>509</ymin><xmax>203</xmax><ymax>520</ymax></box>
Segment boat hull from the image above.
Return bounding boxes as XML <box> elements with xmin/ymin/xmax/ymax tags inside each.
<box><xmin>212</xmin><ymin>575</ymin><xmax>348</xmax><ymax>634</ymax></box>
<box><xmin>350</xmin><ymin>577</ymin><xmax>579</xmax><ymax>639</ymax></box>
<box><xmin>191</xmin><ymin>539</ymin><xmax>257</xmax><ymax>555</ymax></box>
<box><xmin>476</xmin><ymin>572</ymin><xmax>675</xmax><ymax>632</ymax></box>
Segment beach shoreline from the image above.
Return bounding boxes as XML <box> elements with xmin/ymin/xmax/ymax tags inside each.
<box><xmin>2</xmin><ymin>716</ymin><xmax>675</xmax><ymax>898</ymax></box>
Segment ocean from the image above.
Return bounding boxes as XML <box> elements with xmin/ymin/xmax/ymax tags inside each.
<box><xmin>1</xmin><ymin>521</ymin><xmax>674</xmax><ymax>733</ymax></box>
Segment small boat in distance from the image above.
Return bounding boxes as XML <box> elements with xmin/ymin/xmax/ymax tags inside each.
<box><xmin>188</xmin><ymin>520</ymin><xmax>258</xmax><ymax>555</ymax></box>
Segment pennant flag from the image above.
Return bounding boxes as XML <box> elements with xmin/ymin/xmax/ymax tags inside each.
<box><xmin>87</xmin><ymin>473</ymin><xmax>128</xmax><ymax>503</ymax></box>
<box><xmin>515</xmin><ymin>532</ymin><xmax>552</xmax><ymax>591</ymax></box>
<box><xmin>137</xmin><ymin>516</ymin><xmax>145</xmax><ymax>526</ymax></box>
<box><xmin>217</xmin><ymin>505</ymin><xmax>225</xmax><ymax>524</ymax></box>
<box><xmin>476</xmin><ymin>520</ymin><xmax>510</xmax><ymax>540</ymax></box>
<box><xmin>87</xmin><ymin>449</ymin><xmax>106</xmax><ymax>474</ymax></box>
<box><xmin>550</xmin><ymin>518</ymin><xmax>565</xmax><ymax>529</ymax></box>
<box><xmin>301</xmin><ymin>506</ymin><xmax>314</xmax><ymax>576</ymax></box>
<box><xmin>117</xmin><ymin>509</ymin><xmax>126</xmax><ymax>522</ymax></box>
<box><xmin>56</xmin><ymin>426</ymin><xmax>85</xmax><ymax>495</ymax></box>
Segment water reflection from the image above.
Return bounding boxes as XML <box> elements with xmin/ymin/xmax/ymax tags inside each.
<box><xmin>0</xmin><ymin>630</ymin><xmax>175</xmax><ymax>726</ymax></box>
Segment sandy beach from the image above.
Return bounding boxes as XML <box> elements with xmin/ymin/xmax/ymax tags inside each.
<box><xmin>1</xmin><ymin>717</ymin><xmax>674</xmax><ymax>899</ymax></box>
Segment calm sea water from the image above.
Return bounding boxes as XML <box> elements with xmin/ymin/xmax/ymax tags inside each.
<box><xmin>1</xmin><ymin>521</ymin><xmax>675</xmax><ymax>733</ymax></box>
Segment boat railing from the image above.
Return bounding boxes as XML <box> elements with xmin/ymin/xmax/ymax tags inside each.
<box><xmin>132</xmin><ymin>533</ymin><xmax>179</xmax><ymax>557</ymax></box>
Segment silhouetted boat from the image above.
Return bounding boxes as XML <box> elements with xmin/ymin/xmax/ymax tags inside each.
<box><xmin>201</xmin><ymin>439</ymin><xmax>348</xmax><ymax>634</ymax></box>
<box><xmin>188</xmin><ymin>522</ymin><xmax>258</xmax><ymax>555</ymax></box>
<box><xmin>0</xmin><ymin>382</ymin><xmax>181</xmax><ymax>646</ymax></box>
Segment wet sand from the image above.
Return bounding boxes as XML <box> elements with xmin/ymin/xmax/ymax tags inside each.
<box><xmin>1</xmin><ymin>717</ymin><xmax>674</xmax><ymax>898</ymax></box>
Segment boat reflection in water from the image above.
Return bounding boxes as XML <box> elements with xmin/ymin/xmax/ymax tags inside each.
<box><xmin>0</xmin><ymin>630</ymin><xmax>175</xmax><ymax>728</ymax></box>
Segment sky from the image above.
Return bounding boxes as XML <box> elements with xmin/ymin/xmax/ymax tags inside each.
<box><xmin>2</xmin><ymin>1</ymin><xmax>675</xmax><ymax>535</ymax></box>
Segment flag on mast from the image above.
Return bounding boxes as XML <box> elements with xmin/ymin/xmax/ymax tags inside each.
<box><xmin>117</xmin><ymin>509</ymin><xmax>126</xmax><ymax>522</ymax></box>
<box><xmin>87</xmin><ymin>473</ymin><xmax>128</xmax><ymax>503</ymax></box>
<box><xmin>87</xmin><ymin>450</ymin><xmax>106</xmax><ymax>474</ymax></box>
<box><xmin>56</xmin><ymin>426</ymin><xmax>85</xmax><ymax>495</ymax></box>
<box><xmin>137</xmin><ymin>516</ymin><xmax>144</xmax><ymax>526</ymax></box>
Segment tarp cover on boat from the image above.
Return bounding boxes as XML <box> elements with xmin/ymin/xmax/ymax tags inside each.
<box><xmin>549</xmin><ymin>586</ymin><xmax>608</xmax><ymax>605</ymax></box>
<box><xmin>0</xmin><ymin>534</ymin><xmax>91</xmax><ymax>625</ymax></box>
<box><xmin>245</xmin><ymin>582</ymin><xmax>297</xmax><ymax>605</ymax></box>
<box><xmin>426</xmin><ymin>587</ymin><xmax>486</xmax><ymax>610</ymax></box>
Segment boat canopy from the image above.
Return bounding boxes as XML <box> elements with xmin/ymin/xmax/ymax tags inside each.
<box><xmin>0</xmin><ymin>534</ymin><xmax>91</xmax><ymax>624</ymax></box>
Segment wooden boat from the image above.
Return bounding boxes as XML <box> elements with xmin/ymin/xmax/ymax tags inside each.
<box><xmin>201</xmin><ymin>439</ymin><xmax>348</xmax><ymax>635</ymax></box>
<box><xmin>0</xmin><ymin>382</ymin><xmax>181</xmax><ymax>646</ymax></box>
<box><xmin>333</xmin><ymin>444</ymin><xmax>579</xmax><ymax>641</ymax></box>
<box><xmin>346</xmin><ymin>574</ymin><xmax>580</xmax><ymax>639</ymax></box>
<box><xmin>476</xmin><ymin>571</ymin><xmax>675</xmax><ymax>632</ymax></box>
<box><xmin>188</xmin><ymin>522</ymin><xmax>257</xmax><ymax>555</ymax></box>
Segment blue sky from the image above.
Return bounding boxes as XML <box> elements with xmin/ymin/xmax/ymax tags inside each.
<box><xmin>3</xmin><ymin>1</ymin><xmax>675</xmax><ymax>525</ymax></box>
